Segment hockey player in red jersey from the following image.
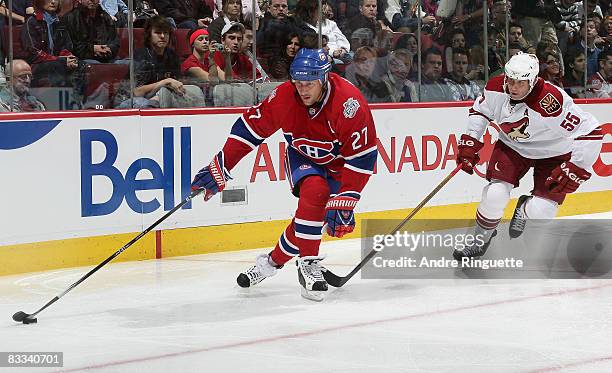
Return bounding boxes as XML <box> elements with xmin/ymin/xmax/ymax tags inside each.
<box><xmin>191</xmin><ymin>48</ymin><xmax>378</xmax><ymax>300</ymax></box>
<box><xmin>454</xmin><ymin>52</ymin><xmax>604</xmax><ymax>260</ymax></box>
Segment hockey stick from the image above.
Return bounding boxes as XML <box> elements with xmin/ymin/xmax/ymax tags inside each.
<box><xmin>322</xmin><ymin>165</ymin><xmax>462</xmax><ymax>288</ymax></box>
<box><xmin>12</xmin><ymin>189</ymin><xmax>203</xmax><ymax>324</ymax></box>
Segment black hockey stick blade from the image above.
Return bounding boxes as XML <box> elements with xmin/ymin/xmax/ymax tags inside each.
<box><xmin>12</xmin><ymin>311</ymin><xmax>27</xmax><ymax>321</ymax></box>
<box><xmin>12</xmin><ymin>311</ymin><xmax>37</xmax><ymax>324</ymax></box>
<box><xmin>321</xmin><ymin>266</ymin><xmax>346</xmax><ymax>287</ymax></box>
<box><xmin>12</xmin><ymin>189</ymin><xmax>203</xmax><ymax>323</ymax></box>
<box><xmin>322</xmin><ymin>165</ymin><xmax>462</xmax><ymax>288</ymax></box>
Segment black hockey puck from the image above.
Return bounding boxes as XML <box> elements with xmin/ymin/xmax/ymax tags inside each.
<box><xmin>22</xmin><ymin>317</ymin><xmax>37</xmax><ymax>324</ymax></box>
<box><xmin>236</xmin><ymin>274</ymin><xmax>251</xmax><ymax>288</ymax></box>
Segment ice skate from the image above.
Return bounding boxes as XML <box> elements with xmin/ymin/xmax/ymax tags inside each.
<box><xmin>296</xmin><ymin>255</ymin><xmax>328</xmax><ymax>301</ymax></box>
<box><xmin>509</xmin><ymin>195</ymin><xmax>531</xmax><ymax>238</ymax></box>
<box><xmin>453</xmin><ymin>230</ymin><xmax>497</xmax><ymax>261</ymax></box>
<box><xmin>236</xmin><ymin>254</ymin><xmax>279</xmax><ymax>288</ymax></box>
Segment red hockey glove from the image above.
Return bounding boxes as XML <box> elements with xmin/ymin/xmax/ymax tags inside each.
<box><xmin>545</xmin><ymin>161</ymin><xmax>591</xmax><ymax>194</ymax></box>
<box><xmin>456</xmin><ymin>134</ymin><xmax>484</xmax><ymax>175</ymax></box>
<box><xmin>325</xmin><ymin>195</ymin><xmax>358</xmax><ymax>238</ymax></box>
<box><xmin>191</xmin><ymin>152</ymin><xmax>232</xmax><ymax>201</ymax></box>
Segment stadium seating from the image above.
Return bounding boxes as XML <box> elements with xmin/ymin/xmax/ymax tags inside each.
<box><xmin>256</xmin><ymin>81</ymin><xmax>284</xmax><ymax>102</ymax></box>
<box><xmin>1</xmin><ymin>25</ymin><xmax>27</xmax><ymax>60</ymax></box>
<box><xmin>117</xmin><ymin>28</ymin><xmax>145</xmax><ymax>59</ymax></box>
<box><xmin>174</xmin><ymin>28</ymin><xmax>192</xmax><ymax>60</ymax></box>
<box><xmin>213</xmin><ymin>83</ymin><xmax>255</xmax><ymax>107</ymax></box>
<box><xmin>83</xmin><ymin>63</ymin><xmax>129</xmax><ymax>108</ymax></box>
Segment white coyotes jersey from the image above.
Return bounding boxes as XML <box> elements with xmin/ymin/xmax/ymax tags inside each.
<box><xmin>467</xmin><ymin>75</ymin><xmax>602</xmax><ymax>170</ymax></box>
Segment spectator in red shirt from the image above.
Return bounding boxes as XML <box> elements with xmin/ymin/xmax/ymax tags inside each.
<box><xmin>181</xmin><ymin>27</ymin><xmax>219</xmax><ymax>82</ymax></box>
<box><xmin>213</xmin><ymin>22</ymin><xmax>261</xmax><ymax>82</ymax></box>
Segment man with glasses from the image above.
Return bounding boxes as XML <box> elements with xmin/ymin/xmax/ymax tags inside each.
<box><xmin>0</xmin><ymin>59</ymin><xmax>46</xmax><ymax>111</ymax></box>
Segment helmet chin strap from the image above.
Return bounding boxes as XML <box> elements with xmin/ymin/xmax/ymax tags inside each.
<box><xmin>314</xmin><ymin>79</ymin><xmax>328</xmax><ymax>104</ymax></box>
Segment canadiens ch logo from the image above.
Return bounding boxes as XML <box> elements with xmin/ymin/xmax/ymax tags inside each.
<box><xmin>500</xmin><ymin>109</ymin><xmax>531</xmax><ymax>141</ymax></box>
<box><xmin>539</xmin><ymin>93</ymin><xmax>561</xmax><ymax>114</ymax></box>
<box><xmin>343</xmin><ymin>97</ymin><xmax>359</xmax><ymax>119</ymax></box>
<box><xmin>293</xmin><ymin>138</ymin><xmax>336</xmax><ymax>164</ymax></box>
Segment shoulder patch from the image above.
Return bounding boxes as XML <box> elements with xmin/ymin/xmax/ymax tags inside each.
<box><xmin>539</xmin><ymin>92</ymin><xmax>561</xmax><ymax>115</ymax></box>
<box><xmin>343</xmin><ymin>97</ymin><xmax>360</xmax><ymax>119</ymax></box>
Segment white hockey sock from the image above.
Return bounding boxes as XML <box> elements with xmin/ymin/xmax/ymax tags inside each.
<box><xmin>476</xmin><ymin>180</ymin><xmax>513</xmax><ymax>230</ymax></box>
<box><xmin>524</xmin><ymin>196</ymin><xmax>559</xmax><ymax>219</ymax></box>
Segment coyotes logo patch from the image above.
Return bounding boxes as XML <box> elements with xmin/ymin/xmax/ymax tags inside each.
<box><xmin>343</xmin><ymin>97</ymin><xmax>360</xmax><ymax>119</ymax></box>
<box><xmin>539</xmin><ymin>93</ymin><xmax>561</xmax><ymax>115</ymax></box>
<box><xmin>500</xmin><ymin>109</ymin><xmax>531</xmax><ymax>141</ymax></box>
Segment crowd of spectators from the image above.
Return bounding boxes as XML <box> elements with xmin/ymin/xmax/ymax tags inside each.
<box><xmin>0</xmin><ymin>0</ymin><xmax>610</xmax><ymax>111</ymax></box>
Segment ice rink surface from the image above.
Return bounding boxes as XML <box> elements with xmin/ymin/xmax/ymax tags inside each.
<box><xmin>1</xmin><ymin>212</ymin><xmax>612</xmax><ymax>373</ymax></box>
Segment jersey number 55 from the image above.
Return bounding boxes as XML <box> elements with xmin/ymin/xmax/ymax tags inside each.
<box><xmin>560</xmin><ymin>112</ymin><xmax>581</xmax><ymax>131</ymax></box>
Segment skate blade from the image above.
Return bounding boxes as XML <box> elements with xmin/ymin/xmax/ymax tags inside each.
<box><xmin>301</xmin><ymin>287</ymin><xmax>325</xmax><ymax>302</ymax></box>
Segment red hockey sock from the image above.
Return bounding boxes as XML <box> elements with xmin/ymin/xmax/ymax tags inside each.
<box><xmin>476</xmin><ymin>209</ymin><xmax>501</xmax><ymax>230</ymax></box>
<box><xmin>270</xmin><ymin>177</ymin><xmax>329</xmax><ymax>265</ymax></box>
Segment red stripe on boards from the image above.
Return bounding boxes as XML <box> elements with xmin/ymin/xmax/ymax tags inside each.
<box><xmin>156</xmin><ymin>231</ymin><xmax>162</xmax><ymax>259</ymax></box>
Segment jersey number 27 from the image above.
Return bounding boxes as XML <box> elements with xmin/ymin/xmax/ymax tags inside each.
<box><xmin>351</xmin><ymin>127</ymin><xmax>368</xmax><ymax>150</ymax></box>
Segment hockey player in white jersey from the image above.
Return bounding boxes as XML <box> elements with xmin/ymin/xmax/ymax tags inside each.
<box><xmin>453</xmin><ymin>52</ymin><xmax>604</xmax><ymax>260</ymax></box>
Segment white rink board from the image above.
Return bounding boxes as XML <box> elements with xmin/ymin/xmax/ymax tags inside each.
<box><xmin>1</xmin><ymin>103</ymin><xmax>610</xmax><ymax>245</ymax></box>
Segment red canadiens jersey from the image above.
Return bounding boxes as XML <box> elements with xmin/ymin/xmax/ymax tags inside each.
<box><xmin>221</xmin><ymin>73</ymin><xmax>378</xmax><ymax>196</ymax></box>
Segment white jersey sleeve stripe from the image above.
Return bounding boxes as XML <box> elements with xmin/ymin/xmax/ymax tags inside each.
<box><xmin>344</xmin><ymin>163</ymin><xmax>374</xmax><ymax>175</ymax></box>
<box><xmin>344</xmin><ymin>145</ymin><xmax>377</xmax><ymax>160</ymax></box>
<box><xmin>228</xmin><ymin>135</ymin><xmax>257</xmax><ymax>149</ymax></box>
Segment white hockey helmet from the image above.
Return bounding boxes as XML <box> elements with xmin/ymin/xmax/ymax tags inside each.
<box><xmin>504</xmin><ymin>52</ymin><xmax>539</xmax><ymax>96</ymax></box>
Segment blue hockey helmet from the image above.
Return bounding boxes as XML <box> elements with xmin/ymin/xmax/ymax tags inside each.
<box><xmin>289</xmin><ymin>48</ymin><xmax>332</xmax><ymax>83</ymax></box>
